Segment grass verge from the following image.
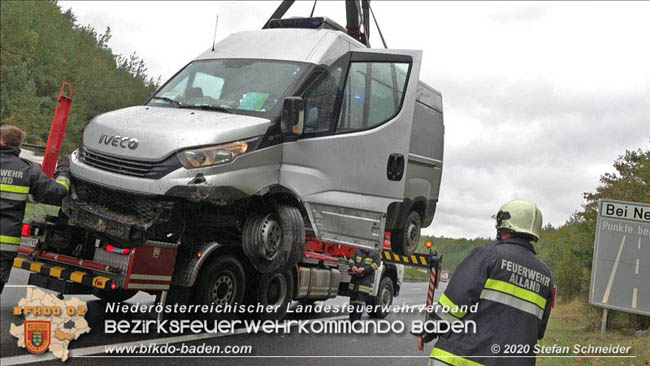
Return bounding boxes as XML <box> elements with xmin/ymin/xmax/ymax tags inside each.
<box><xmin>537</xmin><ymin>299</ymin><xmax>649</xmax><ymax>366</ymax></box>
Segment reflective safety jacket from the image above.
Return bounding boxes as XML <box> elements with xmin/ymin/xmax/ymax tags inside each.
<box><xmin>347</xmin><ymin>248</ymin><xmax>380</xmax><ymax>294</ymax></box>
<box><xmin>0</xmin><ymin>146</ymin><xmax>69</xmax><ymax>252</ymax></box>
<box><xmin>426</xmin><ymin>237</ymin><xmax>554</xmax><ymax>366</ymax></box>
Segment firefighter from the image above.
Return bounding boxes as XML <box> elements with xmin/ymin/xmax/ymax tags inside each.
<box><xmin>347</xmin><ymin>247</ymin><xmax>380</xmax><ymax>321</ymax></box>
<box><xmin>0</xmin><ymin>125</ymin><xmax>70</xmax><ymax>295</ymax></box>
<box><xmin>417</xmin><ymin>199</ymin><xmax>554</xmax><ymax>366</ymax></box>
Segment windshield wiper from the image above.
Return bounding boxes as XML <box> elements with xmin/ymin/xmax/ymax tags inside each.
<box><xmin>151</xmin><ymin>96</ymin><xmax>181</xmax><ymax>107</ymax></box>
<box><xmin>181</xmin><ymin>104</ymin><xmax>233</xmax><ymax>114</ymax></box>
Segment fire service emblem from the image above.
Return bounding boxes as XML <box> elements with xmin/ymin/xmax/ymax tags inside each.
<box><xmin>24</xmin><ymin>321</ymin><xmax>51</xmax><ymax>354</ymax></box>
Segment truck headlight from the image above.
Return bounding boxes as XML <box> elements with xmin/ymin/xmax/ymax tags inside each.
<box><xmin>177</xmin><ymin>138</ymin><xmax>259</xmax><ymax>169</ymax></box>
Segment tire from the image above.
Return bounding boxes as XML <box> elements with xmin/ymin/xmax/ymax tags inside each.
<box><xmin>163</xmin><ymin>286</ymin><xmax>192</xmax><ymax>320</ymax></box>
<box><xmin>193</xmin><ymin>255</ymin><xmax>246</xmax><ymax>319</ymax></box>
<box><xmin>369</xmin><ymin>277</ymin><xmax>394</xmax><ymax>319</ymax></box>
<box><xmin>242</xmin><ymin>204</ymin><xmax>305</xmax><ymax>274</ymax></box>
<box><xmin>391</xmin><ymin>211</ymin><xmax>421</xmax><ymax>256</ymax></box>
<box><xmin>250</xmin><ymin>271</ymin><xmax>294</xmax><ymax>321</ymax></box>
<box><xmin>93</xmin><ymin>288</ymin><xmax>138</xmax><ymax>303</ymax></box>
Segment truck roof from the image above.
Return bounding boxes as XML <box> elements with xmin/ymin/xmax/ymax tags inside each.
<box><xmin>195</xmin><ymin>28</ymin><xmax>364</xmax><ymax>66</ymax></box>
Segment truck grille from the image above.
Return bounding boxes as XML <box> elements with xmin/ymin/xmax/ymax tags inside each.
<box><xmin>73</xmin><ymin>179</ymin><xmax>172</xmax><ymax>222</ymax></box>
<box><xmin>79</xmin><ymin>148</ymin><xmax>181</xmax><ymax>179</ymax></box>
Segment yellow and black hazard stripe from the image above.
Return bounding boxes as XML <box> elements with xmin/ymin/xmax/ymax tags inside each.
<box><xmin>381</xmin><ymin>250</ymin><xmax>432</xmax><ymax>268</ymax></box>
<box><xmin>13</xmin><ymin>257</ymin><xmax>114</xmax><ymax>290</ymax></box>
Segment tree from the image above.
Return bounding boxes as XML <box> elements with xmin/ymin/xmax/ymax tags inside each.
<box><xmin>0</xmin><ymin>1</ymin><xmax>159</xmax><ymax>152</ymax></box>
<box><xmin>583</xmin><ymin>147</ymin><xmax>650</xmax><ymax>218</ymax></box>
<box><xmin>534</xmin><ymin>143</ymin><xmax>649</xmax><ymax>328</ymax></box>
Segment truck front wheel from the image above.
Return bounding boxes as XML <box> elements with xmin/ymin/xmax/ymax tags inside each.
<box><xmin>242</xmin><ymin>204</ymin><xmax>305</xmax><ymax>274</ymax></box>
<box><xmin>369</xmin><ymin>277</ymin><xmax>394</xmax><ymax>319</ymax></box>
<box><xmin>193</xmin><ymin>255</ymin><xmax>246</xmax><ymax>318</ymax></box>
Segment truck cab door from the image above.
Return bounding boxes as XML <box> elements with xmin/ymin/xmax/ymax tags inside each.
<box><xmin>281</xmin><ymin>49</ymin><xmax>423</xmax><ymax>250</ymax></box>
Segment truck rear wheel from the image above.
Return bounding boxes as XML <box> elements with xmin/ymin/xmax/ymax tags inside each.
<box><xmin>369</xmin><ymin>277</ymin><xmax>394</xmax><ymax>319</ymax></box>
<box><xmin>251</xmin><ymin>271</ymin><xmax>293</xmax><ymax>321</ymax></box>
<box><xmin>93</xmin><ymin>289</ymin><xmax>138</xmax><ymax>303</ymax></box>
<box><xmin>391</xmin><ymin>211</ymin><xmax>421</xmax><ymax>256</ymax></box>
<box><xmin>193</xmin><ymin>255</ymin><xmax>246</xmax><ymax>318</ymax></box>
<box><xmin>242</xmin><ymin>204</ymin><xmax>305</xmax><ymax>274</ymax></box>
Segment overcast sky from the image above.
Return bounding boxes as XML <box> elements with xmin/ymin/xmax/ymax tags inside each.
<box><xmin>59</xmin><ymin>1</ymin><xmax>650</xmax><ymax>239</ymax></box>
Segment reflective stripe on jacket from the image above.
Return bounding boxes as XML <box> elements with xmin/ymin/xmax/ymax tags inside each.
<box><xmin>1</xmin><ymin>146</ymin><xmax>68</xmax><ymax>252</ymax></box>
<box><xmin>426</xmin><ymin>237</ymin><xmax>554</xmax><ymax>366</ymax></box>
<box><xmin>347</xmin><ymin>248</ymin><xmax>380</xmax><ymax>294</ymax></box>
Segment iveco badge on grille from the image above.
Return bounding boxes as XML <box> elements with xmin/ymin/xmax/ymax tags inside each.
<box><xmin>99</xmin><ymin>134</ymin><xmax>139</xmax><ymax>149</ymax></box>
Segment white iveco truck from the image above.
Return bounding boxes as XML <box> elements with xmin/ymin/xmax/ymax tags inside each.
<box><xmin>16</xmin><ymin>1</ymin><xmax>444</xmax><ymax>320</ymax></box>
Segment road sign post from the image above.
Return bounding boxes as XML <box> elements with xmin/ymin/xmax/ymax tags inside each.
<box><xmin>600</xmin><ymin>308</ymin><xmax>608</xmax><ymax>339</ymax></box>
<box><xmin>590</xmin><ymin>199</ymin><xmax>650</xmax><ymax>322</ymax></box>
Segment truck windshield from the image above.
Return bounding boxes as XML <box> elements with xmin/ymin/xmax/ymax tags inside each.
<box><xmin>148</xmin><ymin>59</ymin><xmax>307</xmax><ymax>116</ymax></box>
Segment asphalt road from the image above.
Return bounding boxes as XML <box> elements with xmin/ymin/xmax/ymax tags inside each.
<box><xmin>1</xmin><ymin>268</ymin><xmax>447</xmax><ymax>366</ymax></box>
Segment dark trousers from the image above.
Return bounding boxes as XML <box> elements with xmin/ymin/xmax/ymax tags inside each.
<box><xmin>349</xmin><ymin>291</ymin><xmax>368</xmax><ymax>321</ymax></box>
<box><xmin>0</xmin><ymin>251</ymin><xmax>17</xmax><ymax>295</ymax></box>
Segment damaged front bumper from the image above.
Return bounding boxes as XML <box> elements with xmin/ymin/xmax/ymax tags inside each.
<box><xmin>65</xmin><ymin>200</ymin><xmax>153</xmax><ymax>244</ymax></box>
<box><xmin>64</xmin><ymin>179</ymin><xmax>178</xmax><ymax>247</ymax></box>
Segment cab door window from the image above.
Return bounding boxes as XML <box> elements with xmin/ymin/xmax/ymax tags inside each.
<box><xmin>337</xmin><ymin>62</ymin><xmax>410</xmax><ymax>133</ymax></box>
<box><xmin>302</xmin><ymin>64</ymin><xmax>344</xmax><ymax>134</ymax></box>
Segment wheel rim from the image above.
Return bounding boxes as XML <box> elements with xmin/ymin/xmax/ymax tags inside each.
<box><xmin>265</xmin><ymin>274</ymin><xmax>288</xmax><ymax>306</ymax></box>
<box><xmin>210</xmin><ymin>271</ymin><xmax>235</xmax><ymax>305</ymax></box>
<box><xmin>380</xmin><ymin>285</ymin><xmax>392</xmax><ymax>306</ymax></box>
<box><xmin>406</xmin><ymin>220</ymin><xmax>420</xmax><ymax>252</ymax></box>
<box><xmin>260</xmin><ymin>214</ymin><xmax>282</xmax><ymax>260</ymax></box>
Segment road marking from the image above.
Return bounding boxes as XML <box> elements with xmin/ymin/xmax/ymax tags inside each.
<box><xmin>3</xmin><ymin>285</ymin><xmax>35</xmax><ymax>288</ymax></box>
<box><xmin>639</xmin><ymin>237</ymin><xmax>642</xmax><ymax>249</ymax></box>
<box><xmin>602</xmin><ymin>235</ymin><xmax>626</xmax><ymax>304</ymax></box>
<box><xmin>635</xmin><ymin>259</ymin><xmax>640</xmax><ymax>275</ymax></box>
<box><xmin>632</xmin><ymin>288</ymin><xmax>638</xmax><ymax>309</ymax></box>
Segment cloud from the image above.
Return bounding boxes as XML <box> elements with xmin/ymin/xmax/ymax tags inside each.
<box><xmin>487</xmin><ymin>4</ymin><xmax>551</xmax><ymax>24</ymax></box>
<box><xmin>424</xmin><ymin>74</ymin><xmax>649</xmax><ymax>237</ymax></box>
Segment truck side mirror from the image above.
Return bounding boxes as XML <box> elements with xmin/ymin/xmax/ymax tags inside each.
<box><xmin>281</xmin><ymin>97</ymin><xmax>305</xmax><ymax>135</ymax></box>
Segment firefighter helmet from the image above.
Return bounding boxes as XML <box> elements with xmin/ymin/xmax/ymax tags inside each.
<box><xmin>494</xmin><ymin>199</ymin><xmax>543</xmax><ymax>241</ymax></box>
